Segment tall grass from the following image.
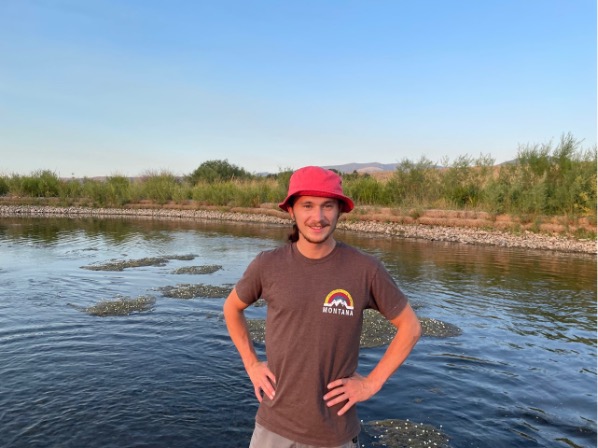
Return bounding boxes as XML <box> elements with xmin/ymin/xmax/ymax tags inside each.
<box><xmin>1</xmin><ymin>135</ymin><xmax>595</xmax><ymax>226</ymax></box>
<box><xmin>134</xmin><ymin>171</ymin><xmax>186</xmax><ymax>205</ymax></box>
<box><xmin>191</xmin><ymin>179</ymin><xmax>281</xmax><ymax>207</ymax></box>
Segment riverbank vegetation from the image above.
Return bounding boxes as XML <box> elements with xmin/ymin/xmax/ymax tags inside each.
<box><xmin>1</xmin><ymin>134</ymin><xmax>596</xmax><ymax>238</ymax></box>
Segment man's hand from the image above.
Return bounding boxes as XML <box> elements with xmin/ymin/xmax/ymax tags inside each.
<box><xmin>323</xmin><ymin>373</ymin><xmax>379</xmax><ymax>416</ymax></box>
<box><xmin>324</xmin><ymin>305</ymin><xmax>421</xmax><ymax>416</ymax></box>
<box><xmin>223</xmin><ymin>290</ymin><xmax>277</xmax><ymax>403</ymax></box>
<box><xmin>247</xmin><ymin>361</ymin><xmax>277</xmax><ymax>402</ymax></box>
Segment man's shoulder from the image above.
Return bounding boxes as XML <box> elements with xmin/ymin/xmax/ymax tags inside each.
<box><xmin>255</xmin><ymin>243</ymin><xmax>291</xmax><ymax>260</ymax></box>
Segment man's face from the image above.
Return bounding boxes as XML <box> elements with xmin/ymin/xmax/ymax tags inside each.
<box><xmin>289</xmin><ymin>196</ymin><xmax>341</xmax><ymax>245</ymax></box>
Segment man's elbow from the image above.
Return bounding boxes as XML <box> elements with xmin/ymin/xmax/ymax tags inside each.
<box><xmin>223</xmin><ymin>289</ymin><xmax>248</xmax><ymax>321</ymax></box>
<box><xmin>222</xmin><ymin>293</ymin><xmax>237</xmax><ymax>322</ymax></box>
<box><xmin>393</xmin><ymin>306</ymin><xmax>422</xmax><ymax>346</ymax></box>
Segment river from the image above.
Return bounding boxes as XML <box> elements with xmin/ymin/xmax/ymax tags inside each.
<box><xmin>0</xmin><ymin>216</ymin><xmax>595</xmax><ymax>448</ymax></box>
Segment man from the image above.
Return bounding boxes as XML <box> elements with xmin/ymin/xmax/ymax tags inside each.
<box><xmin>223</xmin><ymin>166</ymin><xmax>421</xmax><ymax>448</ymax></box>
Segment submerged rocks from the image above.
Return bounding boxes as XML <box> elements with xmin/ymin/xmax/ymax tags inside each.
<box><xmin>246</xmin><ymin>319</ymin><xmax>266</xmax><ymax>343</ymax></box>
<box><xmin>68</xmin><ymin>295</ymin><xmax>156</xmax><ymax>316</ymax></box>
<box><xmin>360</xmin><ymin>311</ymin><xmax>462</xmax><ymax>348</ymax></box>
<box><xmin>81</xmin><ymin>254</ymin><xmax>196</xmax><ymax>271</ymax></box>
<box><xmin>171</xmin><ymin>265</ymin><xmax>222</xmax><ymax>275</ymax></box>
<box><xmin>81</xmin><ymin>257</ymin><xmax>170</xmax><ymax>271</ymax></box>
<box><xmin>159</xmin><ymin>283</ymin><xmax>233</xmax><ymax>299</ymax></box>
<box><xmin>363</xmin><ymin>418</ymin><xmax>451</xmax><ymax>448</ymax></box>
<box><xmin>419</xmin><ymin>318</ymin><xmax>462</xmax><ymax>338</ymax></box>
<box><xmin>247</xmin><ymin>310</ymin><xmax>461</xmax><ymax>348</ymax></box>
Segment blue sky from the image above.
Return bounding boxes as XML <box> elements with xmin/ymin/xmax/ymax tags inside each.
<box><xmin>1</xmin><ymin>0</ymin><xmax>596</xmax><ymax>177</ymax></box>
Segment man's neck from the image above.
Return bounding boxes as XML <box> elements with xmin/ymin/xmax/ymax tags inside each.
<box><xmin>295</xmin><ymin>237</ymin><xmax>337</xmax><ymax>259</ymax></box>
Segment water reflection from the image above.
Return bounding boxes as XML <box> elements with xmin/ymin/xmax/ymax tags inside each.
<box><xmin>0</xmin><ymin>216</ymin><xmax>595</xmax><ymax>448</ymax></box>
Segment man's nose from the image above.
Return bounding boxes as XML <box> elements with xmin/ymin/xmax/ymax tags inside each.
<box><xmin>315</xmin><ymin>207</ymin><xmax>326</xmax><ymax>220</ymax></box>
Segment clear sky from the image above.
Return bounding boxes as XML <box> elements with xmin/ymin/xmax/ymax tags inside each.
<box><xmin>1</xmin><ymin>0</ymin><xmax>596</xmax><ymax>177</ymax></box>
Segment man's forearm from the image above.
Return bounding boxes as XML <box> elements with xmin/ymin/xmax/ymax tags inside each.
<box><xmin>223</xmin><ymin>291</ymin><xmax>261</xmax><ymax>370</ymax></box>
<box><xmin>223</xmin><ymin>290</ymin><xmax>277</xmax><ymax>401</ymax></box>
<box><xmin>366</xmin><ymin>305</ymin><xmax>421</xmax><ymax>392</ymax></box>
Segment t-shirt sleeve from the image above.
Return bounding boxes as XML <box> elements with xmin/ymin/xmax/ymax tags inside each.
<box><xmin>368</xmin><ymin>262</ymin><xmax>408</xmax><ymax>320</ymax></box>
<box><xmin>234</xmin><ymin>252</ymin><xmax>264</xmax><ymax>305</ymax></box>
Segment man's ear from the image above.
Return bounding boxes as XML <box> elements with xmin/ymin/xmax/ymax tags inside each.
<box><xmin>288</xmin><ymin>207</ymin><xmax>295</xmax><ymax>221</ymax></box>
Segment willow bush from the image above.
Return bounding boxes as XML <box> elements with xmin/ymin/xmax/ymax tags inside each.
<box><xmin>440</xmin><ymin>154</ymin><xmax>495</xmax><ymax>208</ymax></box>
<box><xmin>0</xmin><ymin>177</ymin><xmax>8</xmax><ymax>196</ymax></box>
<box><xmin>103</xmin><ymin>175</ymin><xmax>132</xmax><ymax>207</ymax></box>
<box><xmin>81</xmin><ymin>178</ymin><xmax>111</xmax><ymax>207</ymax></box>
<box><xmin>344</xmin><ymin>174</ymin><xmax>388</xmax><ymax>206</ymax></box>
<box><xmin>383</xmin><ymin>157</ymin><xmax>443</xmax><ymax>208</ymax></box>
<box><xmin>59</xmin><ymin>178</ymin><xmax>85</xmax><ymax>203</ymax></box>
<box><xmin>482</xmin><ymin>134</ymin><xmax>596</xmax><ymax>217</ymax></box>
<box><xmin>9</xmin><ymin>170</ymin><xmax>62</xmax><ymax>197</ymax></box>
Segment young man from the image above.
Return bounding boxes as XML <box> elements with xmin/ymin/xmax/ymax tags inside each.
<box><xmin>223</xmin><ymin>166</ymin><xmax>421</xmax><ymax>448</ymax></box>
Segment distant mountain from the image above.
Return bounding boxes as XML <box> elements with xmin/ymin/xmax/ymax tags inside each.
<box><xmin>322</xmin><ymin>162</ymin><xmax>399</xmax><ymax>174</ymax></box>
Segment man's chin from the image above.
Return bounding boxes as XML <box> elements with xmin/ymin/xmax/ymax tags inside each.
<box><xmin>300</xmin><ymin>229</ymin><xmax>334</xmax><ymax>245</ymax></box>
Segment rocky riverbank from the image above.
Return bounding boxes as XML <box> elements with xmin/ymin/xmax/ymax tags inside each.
<box><xmin>1</xmin><ymin>204</ymin><xmax>595</xmax><ymax>255</ymax></box>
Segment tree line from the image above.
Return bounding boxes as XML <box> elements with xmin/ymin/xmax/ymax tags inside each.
<box><xmin>1</xmin><ymin>134</ymin><xmax>595</xmax><ymax>224</ymax></box>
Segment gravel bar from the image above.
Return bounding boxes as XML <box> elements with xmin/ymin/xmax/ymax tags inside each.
<box><xmin>1</xmin><ymin>205</ymin><xmax>595</xmax><ymax>255</ymax></box>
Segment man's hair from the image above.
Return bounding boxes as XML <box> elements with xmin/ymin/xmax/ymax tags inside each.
<box><xmin>288</xmin><ymin>223</ymin><xmax>299</xmax><ymax>243</ymax></box>
<box><xmin>287</xmin><ymin>197</ymin><xmax>298</xmax><ymax>242</ymax></box>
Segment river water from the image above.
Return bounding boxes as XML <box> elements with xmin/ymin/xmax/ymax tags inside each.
<box><xmin>0</xmin><ymin>216</ymin><xmax>595</xmax><ymax>448</ymax></box>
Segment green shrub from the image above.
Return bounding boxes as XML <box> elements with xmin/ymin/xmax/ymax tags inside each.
<box><xmin>58</xmin><ymin>178</ymin><xmax>84</xmax><ymax>204</ymax></box>
<box><xmin>18</xmin><ymin>170</ymin><xmax>61</xmax><ymax>197</ymax></box>
<box><xmin>344</xmin><ymin>174</ymin><xmax>387</xmax><ymax>206</ymax></box>
<box><xmin>81</xmin><ymin>178</ymin><xmax>110</xmax><ymax>206</ymax></box>
<box><xmin>440</xmin><ymin>155</ymin><xmax>494</xmax><ymax>208</ymax></box>
<box><xmin>137</xmin><ymin>171</ymin><xmax>180</xmax><ymax>204</ymax></box>
<box><xmin>187</xmin><ymin>159</ymin><xmax>253</xmax><ymax>185</ymax></box>
<box><xmin>106</xmin><ymin>175</ymin><xmax>132</xmax><ymax>206</ymax></box>
<box><xmin>0</xmin><ymin>176</ymin><xmax>9</xmax><ymax>196</ymax></box>
<box><xmin>386</xmin><ymin>157</ymin><xmax>441</xmax><ymax>207</ymax></box>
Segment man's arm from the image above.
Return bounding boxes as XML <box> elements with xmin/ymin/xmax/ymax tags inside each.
<box><xmin>223</xmin><ymin>288</ymin><xmax>276</xmax><ymax>401</ymax></box>
<box><xmin>323</xmin><ymin>303</ymin><xmax>421</xmax><ymax>415</ymax></box>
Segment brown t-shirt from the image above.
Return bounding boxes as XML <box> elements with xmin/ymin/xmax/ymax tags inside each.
<box><xmin>235</xmin><ymin>241</ymin><xmax>408</xmax><ymax>446</ymax></box>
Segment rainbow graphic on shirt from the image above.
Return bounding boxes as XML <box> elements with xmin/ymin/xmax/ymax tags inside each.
<box><xmin>322</xmin><ymin>289</ymin><xmax>354</xmax><ymax>317</ymax></box>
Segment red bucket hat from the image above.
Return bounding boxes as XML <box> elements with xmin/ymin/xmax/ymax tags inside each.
<box><xmin>278</xmin><ymin>166</ymin><xmax>354</xmax><ymax>213</ymax></box>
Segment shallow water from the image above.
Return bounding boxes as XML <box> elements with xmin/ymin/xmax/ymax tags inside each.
<box><xmin>0</xmin><ymin>217</ymin><xmax>595</xmax><ymax>448</ymax></box>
